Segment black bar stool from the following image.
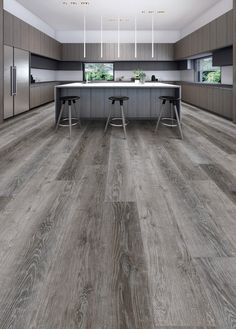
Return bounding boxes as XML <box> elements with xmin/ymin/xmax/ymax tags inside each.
<box><xmin>104</xmin><ymin>96</ymin><xmax>129</xmax><ymax>139</ymax></box>
<box><xmin>155</xmin><ymin>96</ymin><xmax>183</xmax><ymax>139</ymax></box>
<box><xmin>56</xmin><ymin>96</ymin><xmax>81</xmax><ymax>138</ymax></box>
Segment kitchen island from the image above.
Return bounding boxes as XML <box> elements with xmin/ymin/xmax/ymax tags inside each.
<box><xmin>54</xmin><ymin>82</ymin><xmax>181</xmax><ymax>121</ymax></box>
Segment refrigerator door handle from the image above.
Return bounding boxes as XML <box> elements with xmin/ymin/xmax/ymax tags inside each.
<box><xmin>12</xmin><ymin>66</ymin><xmax>17</xmax><ymax>96</ymax></box>
<box><xmin>10</xmin><ymin>66</ymin><xmax>14</xmax><ymax>96</ymax></box>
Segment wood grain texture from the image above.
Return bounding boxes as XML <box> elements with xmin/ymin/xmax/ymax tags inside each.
<box><xmin>0</xmin><ymin>103</ymin><xmax>236</xmax><ymax>328</ymax></box>
<box><xmin>195</xmin><ymin>257</ymin><xmax>236</xmax><ymax>329</ymax></box>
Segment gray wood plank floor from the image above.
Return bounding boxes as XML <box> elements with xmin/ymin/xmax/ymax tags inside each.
<box><xmin>0</xmin><ymin>102</ymin><xmax>236</xmax><ymax>328</ymax></box>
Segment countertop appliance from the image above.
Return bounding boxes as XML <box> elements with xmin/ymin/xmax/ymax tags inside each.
<box><xmin>4</xmin><ymin>45</ymin><xmax>30</xmax><ymax>119</ymax></box>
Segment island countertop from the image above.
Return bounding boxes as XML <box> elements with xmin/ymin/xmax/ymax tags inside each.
<box><xmin>56</xmin><ymin>82</ymin><xmax>180</xmax><ymax>89</ymax></box>
<box><xmin>55</xmin><ymin>81</ymin><xmax>181</xmax><ymax>121</ymax></box>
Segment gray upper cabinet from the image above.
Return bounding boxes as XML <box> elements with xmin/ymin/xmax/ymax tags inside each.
<box><xmin>61</xmin><ymin>42</ymin><xmax>174</xmax><ymax>61</ymax></box>
<box><xmin>13</xmin><ymin>16</ymin><xmax>21</xmax><ymax>49</ymax></box>
<box><xmin>21</xmin><ymin>20</ymin><xmax>29</xmax><ymax>51</ymax></box>
<box><xmin>62</xmin><ymin>43</ymin><xmax>84</xmax><ymax>61</ymax></box>
<box><xmin>155</xmin><ymin>44</ymin><xmax>174</xmax><ymax>61</ymax></box>
<box><xmin>4</xmin><ymin>11</ymin><xmax>13</xmax><ymax>46</ymax></box>
<box><xmin>174</xmin><ymin>10</ymin><xmax>233</xmax><ymax>60</ymax></box>
<box><xmin>4</xmin><ymin>10</ymin><xmax>61</xmax><ymax>60</ymax></box>
<box><xmin>86</xmin><ymin>44</ymin><xmax>101</xmax><ymax>61</ymax></box>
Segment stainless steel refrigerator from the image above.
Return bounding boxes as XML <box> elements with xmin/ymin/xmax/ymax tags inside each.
<box><xmin>4</xmin><ymin>45</ymin><xmax>30</xmax><ymax>119</ymax></box>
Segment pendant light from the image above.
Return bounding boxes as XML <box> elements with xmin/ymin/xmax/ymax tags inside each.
<box><xmin>84</xmin><ymin>15</ymin><xmax>86</xmax><ymax>58</ymax></box>
<box><xmin>152</xmin><ymin>14</ymin><xmax>154</xmax><ymax>58</ymax></box>
<box><xmin>118</xmin><ymin>16</ymin><xmax>120</xmax><ymax>58</ymax></box>
<box><xmin>101</xmin><ymin>16</ymin><xmax>103</xmax><ymax>58</ymax></box>
<box><xmin>135</xmin><ymin>17</ymin><xmax>137</xmax><ymax>58</ymax></box>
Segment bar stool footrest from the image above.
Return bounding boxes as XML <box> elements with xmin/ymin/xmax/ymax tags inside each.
<box><xmin>161</xmin><ymin>117</ymin><xmax>178</xmax><ymax>127</ymax></box>
<box><xmin>58</xmin><ymin>118</ymin><xmax>79</xmax><ymax>127</ymax></box>
<box><xmin>110</xmin><ymin>117</ymin><xmax>129</xmax><ymax>127</ymax></box>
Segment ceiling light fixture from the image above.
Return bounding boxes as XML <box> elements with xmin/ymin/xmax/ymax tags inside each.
<box><xmin>118</xmin><ymin>16</ymin><xmax>120</xmax><ymax>58</ymax></box>
<box><xmin>152</xmin><ymin>14</ymin><xmax>154</xmax><ymax>58</ymax></box>
<box><xmin>84</xmin><ymin>16</ymin><xmax>86</xmax><ymax>58</ymax></box>
<box><xmin>101</xmin><ymin>16</ymin><xmax>103</xmax><ymax>58</ymax></box>
<box><xmin>135</xmin><ymin>17</ymin><xmax>137</xmax><ymax>59</ymax></box>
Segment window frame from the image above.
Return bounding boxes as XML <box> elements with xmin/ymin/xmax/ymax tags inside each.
<box><xmin>194</xmin><ymin>56</ymin><xmax>221</xmax><ymax>84</ymax></box>
<box><xmin>83</xmin><ymin>62</ymin><xmax>115</xmax><ymax>81</ymax></box>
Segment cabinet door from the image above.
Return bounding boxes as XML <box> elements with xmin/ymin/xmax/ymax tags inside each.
<box><xmin>156</xmin><ymin>44</ymin><xmax>174</xmax><ymax>61</ymax></box>
<box><xmin>86</xmin><ymin>44</ymin><xmax>100</xmax><ymax>61</ymax></box>
<box><xmin>13</xmin><ymin>16</ymin><xmax>21</xmax><ymax>49</ymax></box>
<box><xmin>200</xmin><ymin>24</ymin><xmax>210</xmax><ymax>53</ymax></box>
<box><xmin>209</xmin><ymin>19</ymin><xmax>217</xmax><ymax>51</ymax></box>
<box><xmin>4</xmin><ymin>11</ymin><xmax>13</xmax><ymax>46</ymax></box>
<box><xmin>222</xmin><ymin>88</ymin><xmax>233</xmax><ymax>119</ymax></box>
<box><xmin>226</xmin><ymin>10</ymin><xmax>233</xmax><ymax>46</ymax></box>
<box><xmin>137</xmin><ymin>43</ymin><xmax>152</xmax><ymax>60</ymax></box>
<box><xmin>216</xmin><ymin>14</ymin><xmax>227</xmax><ymax>49</ymax></box>
<box><xmin>30</xmin><ymin>86</ymin><xmax>41</xmax><ymax>108</ymax></box>
<box><xmin>103</xmin><ymin>43</ymin><xmax>116</xmax><ymax>61</ymax></box>
<box><xmin>119</xmin><ymin>43</ymin><xmax>134</xmax><ymax>61</ymax></box>
<box><xmin>62</xmin><ymin>43</ymin><xmax>83</xmax><ymax>60</ymax></box>
<box><xmin>21</xmin><ymin>20</ymin><xmax>29</xmax><ymax>50</ymax></box>
<box><xmin>29</xmin><ymin>27</ymin><xmax>40</xmax><ymax>54</ymax></box>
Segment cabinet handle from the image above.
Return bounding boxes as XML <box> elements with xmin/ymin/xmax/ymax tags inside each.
<box><xmin>12</xmin><ymin>66</ymin><xmax>17</xmax><ymax>96</ymax></box>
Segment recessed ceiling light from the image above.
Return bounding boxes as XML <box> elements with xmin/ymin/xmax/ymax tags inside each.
<box><xmin>141</xmin><ymin>10</ymin><xmax>165</xmax><ymax>14</ymax></box>
<box><xmin>62</xmin><ymin>1</ymin><xmax>90</xmax><ymax>5</ymax></box>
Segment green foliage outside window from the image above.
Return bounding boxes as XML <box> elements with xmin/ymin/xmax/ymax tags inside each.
<box><xmin>196</xmin><ymin>57</ymin><xmax>221</xmax><ymax>84</ymax></box>
<box><xmin>84</xmin><ymin>63</ymin><xmax>113</xmax><ymax>81</ymax></box>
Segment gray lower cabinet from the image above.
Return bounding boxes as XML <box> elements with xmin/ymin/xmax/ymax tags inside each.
<box><xmin>30</xmin><ymin>82</ymin><xmax>57</xmax><ymax>109</ymax></box>
<box><xmin>180</xmin><ymin>83</ymin><xmax>233</xmax><ymax>120</ymax></box>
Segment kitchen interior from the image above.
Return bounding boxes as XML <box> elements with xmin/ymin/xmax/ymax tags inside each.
<box><xmin>0</xmin><ymin>0</ymin><xmax>236</xmax><ymax>328</ymax></box>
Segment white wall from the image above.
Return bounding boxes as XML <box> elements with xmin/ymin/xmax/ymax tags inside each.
<box><xmin>56</xmin><ymin>30</ymin><xmax>180</xmax><ymax>43</ymax></box>
<box><xmin>31</xmin><ymin>69</ymin><xmax>56</xmax><ymax>82</ymax></box>
<box><xmin>56</xmin><ymin>71</ymin><xmax>83</xmax><ymax>82</ymax></box>
<box><xmin>115</xmin><ymin>70</ymin><xmax>181</xmax><ymax>82</ymax></box>
<box><xmin>180</xmin><ymin>70</ymin><xmax>195</xmax><ymax>82</ymax></box>
<box><xmin>221</xmin><ymin>66</ymin><xmax>233</xmax><ymax>85</ymax></box>
<box><xmin>181</xmin><ymin>0</ymin><xmax>233</xmax><ymax>38</ymax></box>
<box><xmin>3</xmin><ymin>0</ymin><xmax>55</xmax><ymax>38</ymax></box>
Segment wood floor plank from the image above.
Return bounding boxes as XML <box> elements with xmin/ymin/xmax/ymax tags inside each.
<box><xmin>101</xmin><ymin>201</ymin><xmax>155</xmax><ymax>329</ymax></box>
<box><xmin>134</xmin><ymin>175</ymin><xmax>216</xmax><ymax>326</ymax></box>
<box><xmin>195</xmin><ymin>257</ymin><xmax>236</xmax><ymax>329</ymax></box>
<box><xmin>191</xmin><ymin>180</ymin><xmax>236</xmax><ymax>249</ymax></box>
<box><xmin>200</xmin><ymin>163</ymin><xmax>236</xmax><ymax>205</ymax></box>
<box><xmin>105</xmin><ymin>132</ymin><xmax>136</xmax><ymax>202</ymax></box>
<box><xmin>56</xmin><ymin>122</ymin><xmax>110</xmax><ymax>181</ymax></box>
<box><xmin>149</xmin><ymin>146</ymin><xmax>236</xmax><ymax>258</ymax></box>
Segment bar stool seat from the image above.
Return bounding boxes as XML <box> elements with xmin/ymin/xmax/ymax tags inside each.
<box><xmin>155</xmin><ymin>96</ymin><xmax>183</xmax><ymax>139</ymax></box>
<box><xmin>56</xmin><ymin>96</ymin><xmax>81</xmax><ymax>138</ymax></box>
<box><xmin>104</xmin><ymin>96</ymin><xmax>129</xmax><ymax>139</ymax></box>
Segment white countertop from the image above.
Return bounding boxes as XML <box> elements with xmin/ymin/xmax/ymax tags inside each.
<box><xmin>56</xmin><ymin>82</ymin><xmax>180</xmax><ymax>89</ymax></box>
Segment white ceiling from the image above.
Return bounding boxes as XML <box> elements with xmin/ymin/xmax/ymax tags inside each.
<box><xmin>15</xmin><ymin>0</ymin><xmax>222</xmax><ymax>31</ymax></box>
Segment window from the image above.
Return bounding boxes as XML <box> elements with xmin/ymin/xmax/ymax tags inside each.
<box><xmin>84</xmin><ymin>63</ymin><xmax>114</xmax><ymax>81</ymax></box>
<box><xmin>195</xmin><ymin>57</ymin><xmax>221</xmax><ymax>84</ymax></box>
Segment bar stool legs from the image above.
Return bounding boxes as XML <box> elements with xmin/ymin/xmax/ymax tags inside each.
<box><xmin>155</xmin><ymin>102</ymin><xmax>164</xmax><ymax>133</ymax></box>
<box><xmin>56</xmin><ymin>103</ymin><xmax>65</xmax><ymax>131</ymax></box>
<box><xmin>173</xmin><ymin>104</ymin><xmax>183</xmax><ymax>140</ymax></box>
<box><xmin>121</xmin><ymin>104</ymin><xmax>127</xmax><ymax>139</ymax></box>
<box><xmin>155</xmin><ymin>96</ymin><xmax>183</xmax><ymax>140</ymax></box>
<box><xmin>104</xmin><ymin>96</ymin><xmax>129</xmax><ymax>139</ymax></box>
<box><xmin>104</xmin><ymin>107</ymin><xmax>112</xmax><ymax>134</ymax></box>
<box><xmin>56</xmin><ymin>96</ymin><xmax>81</xmax><ymax>138</ymax></box>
